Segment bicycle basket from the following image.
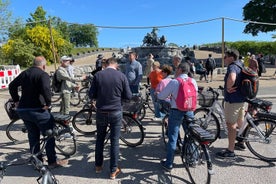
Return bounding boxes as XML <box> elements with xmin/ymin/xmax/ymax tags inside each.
<box><xmin>4</xmin><ymin>99</ymin><xmax>19</xmax><ymax>120</ymax></box>
<box><xmin>122</xmin><ymin>96</ymin><xmax>143</xmax><ymax>113</ymax></box>
<box><xmin>198</xmin><ymin>91</ymin><xmax>215</xmax><ymax>107</ymax></box>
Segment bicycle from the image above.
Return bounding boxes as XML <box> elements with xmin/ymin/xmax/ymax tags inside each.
<box><xmin>194</xmin><ymin>86</ymin><xmax>227</xmax><ymax>142</ymax></box>
<box><xmin>71</xmin><ymin>100</ymin><xmax>145</xmax><ymax>147</ymax></box>
<box><xmin>162</xmin><ymin>114</ymin><xmax>215</xmax><ymax>184</ymax></box>
<box><xmin>0</xmin><ymin>128</ymin><xmax>70</xmax><ymax>184</ymax></box>
<box><xmin>194</xmin><ymin>87</ymin><xmax>273</xmax><ymax>145</ymax></box>
<box><xmin>136</xmin><ymin>84</ymin><xmax>155</xmax><ymax>121</ymax></box>
<box><xmin>4</xmin><ymin>99</ymin><xmax>77</xmax><ymax>157</ymax></box>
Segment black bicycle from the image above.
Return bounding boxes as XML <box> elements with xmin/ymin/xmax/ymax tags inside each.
<box><xmin>0</xmin><ymin>128</ymin><xmax>70</xmax><ymax>184</ymax></box>
<box><xmin>4</xmin><ymin>99</ymin><xmax>77</xmax><ymax>157</ymax></box>
<box><xmin>72</xmin><ymin>102</ymin><xmax>145</xmax><ymax>147</ymax></box>
<box><xmin>162</xmin><ymin>114</ymin><xmax>215</xmax><ymax>184</ymax></box>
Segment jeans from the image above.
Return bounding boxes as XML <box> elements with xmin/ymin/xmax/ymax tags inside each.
<box><xmin>60</xmin><ymin>92</ymin><xmax>70</xmax><ymax>115</ymax></box>
<box><xmin>16</xmin><ymin>108</ymin><xmax>57</xmax><ymax>164</ymax></box>
<box><xmin>165</xmin><ymin>109</ymin><xmax>194</xmax><ymax>167</ymax></box>
<box><xmin>129</xmin><ymin>84</ymin><xmax>139</xmax><ymax>94</ymax></box>
<box><xmin>150</xmin><ymin>88</ymin><xmax>164</xmax><ymax>118</ymax></box>
<box><xmin>95</xmin><ymin>110</ymin><xmax>122</xmax><ymax>173</ymax></box>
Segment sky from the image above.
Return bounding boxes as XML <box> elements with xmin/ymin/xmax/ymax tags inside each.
<box><xmin>9</xmin><ymin>0</ymin><xmax>275</xmax><ymax>48</ymax></box>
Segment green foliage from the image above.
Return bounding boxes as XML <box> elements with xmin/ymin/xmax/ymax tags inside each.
<box><xmin>68</xmin><ymin>23</ymin><xmax>98</xmax><ymax>47</ymax></box>
<box><xmin>26</xmin><ymin>6</ymin><xmax>47</xmax><ymax>28</ymax></box>
<box><xmin>226</xmin><ymin>41</ymin><xmax>276</xmax><ymax>55</ymax></box>
<box><xmin>2</xmin><ymin>38</ymin><xmax>35</xmax><ymax>66</ymax></box>
<box><xmin>0</xmin><ymin>0</ymin><xmax>12</xmax><ymax>41</ymax></box>
<box><xmin>168</xmin><ymin>43</ymin><xmax>179</xmax><ymax>47</ymax></box>
<box><xmin>243</xmin><ymin>0</ymin><xmax>276</xmax><ymax>36</ymax></box>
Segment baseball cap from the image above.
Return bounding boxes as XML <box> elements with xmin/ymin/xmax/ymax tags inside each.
<box><xmin>60</xmin><ymin>55</ymin><xmax>72</xmax><ymax>62</ymax></box>
<box><xmin>97</xmin><ymin>54</ymin><xmax>104</xmax><ymax>59</ymax></box>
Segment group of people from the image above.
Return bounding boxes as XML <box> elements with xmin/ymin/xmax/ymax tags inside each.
<box><xmin>243</xmin><ymin>52</ymin><xmax>266</xmax><ymax>77</ymax></box>
<box><xmin>8</xmin><ymin>48</ymin><xmax>256</xmax><ymax>180</ymax></box>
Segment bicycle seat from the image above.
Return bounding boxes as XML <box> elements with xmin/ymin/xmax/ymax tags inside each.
<box><xmin>52</xmin><ymin>112</ymin><xmax>71</xmax><ymax>121</ymax></box>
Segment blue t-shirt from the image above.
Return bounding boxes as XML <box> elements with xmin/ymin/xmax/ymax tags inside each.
<box><xmin>224</xmin><ymin>61</ymin><xmax>246</xmax><ymax>103</ymax></box>
<box><xmin>125</xmin><ymin>60</ymin><xmax>143</xmax><ymax>85</ymax></box>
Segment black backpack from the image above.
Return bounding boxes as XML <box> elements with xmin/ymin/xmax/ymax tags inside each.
<box><xmin>51</xmin><ymin>70</ymin><xmax>62</xmax><ymax>93</ymax></box>
<box><xmin>233</xmin><ymin>63</ymin><xmax>259</xmax><ymax>99</ymax></box>
<box><xmin>206</xmin><ymin>58</ymin><xmax>216</xmax><ymax>69</ymax></box>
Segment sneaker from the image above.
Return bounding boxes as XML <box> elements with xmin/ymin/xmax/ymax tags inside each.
<box><xmin>160</xmin><ymin>160</ymin><xmax>172</xmax><ymax>172</ymax></box>
<box><xmin>152</xmin><ymin>117</ymin><xmax>162</xmax><ymax>121</ymax></box>
<box><xmin>216</xmin><ymin>149</ymin><xmax>236</xmax><ymax>159</ymax></box>
<box><xmin>235</xmin><ymin>142</ymin><xmax>246</xmax><ymax>151</ymax></box>
<box><xmin>95</xmin><ymin>165</ymin><xmax>103</xmax><ymax>174</ymax></box>
<box><xmin>48</xmin><ymin>159</ymin><xmax>68</xmax><ymax>169</ymax></box>
<box><xmin>110</xmin><ymin>167</ymin><xmax>121</xmax><ymax>180</ymax></box>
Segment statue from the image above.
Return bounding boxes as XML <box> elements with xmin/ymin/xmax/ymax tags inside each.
<box><xmin>142</xmin><ymin>28</ymin><xmax>166</xmax><ymax>47</ymax></box>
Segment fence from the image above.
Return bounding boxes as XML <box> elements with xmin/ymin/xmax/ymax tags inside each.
<box><xmin>0</xmin><ymin>65</ymin><xmax>21</xmax><ymax>90</ymax></box>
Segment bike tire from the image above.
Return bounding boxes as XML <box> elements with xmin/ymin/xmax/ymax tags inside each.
<box><xmin>51</xmin><ymin>91</ymin><xmax>61</xmax><ymax>103</ymax></box>
<box><xmin>181</xmin><ymin>139</ymin><xmax>212</xmax><ymax>184</ymax></box>
<box><xmin>54</xmin><ymin>122</ymin><xmax>77</xmax><ymax>156</ymax></box>
<box><xmin>161</xmin><ymin>114</ymin><xmax>169</xmax><ymax>146</ymax></box>
<box><xmin>6</xmin><ymin>119</ymin><xmax>28</xmax><ymax>144</ymax></box>
<box><xmin>137</xmin><ymin>105</ymin><xmax>146</xmax><ymax>121</ymax></box>
<box><xmin>40</xmin><ymin>170</ymin><xmax>58</xmax><ymax>184</ymax></box>
<box><xmin>72</xmin><ymin>108</ymin><xmax>97</xmax><ymax>135</ymax></box>
<box><xmin>78</xmin><ymin>87</ymin><xmax>89</xmax><ymax>104</ymax></box>
<box><xmin>70</xmin><ymin>91</ymin><xmax>80</xmax><ymax>106</ymax></box>
<box><xmin>194</xmin><ymin>108</ymin><xmax>220</xmax><ymax>142</ymax></box>
<box><xmin>120</xmin><ymin>113</ymin><xmax>145</xmax><ymax>147</ymax></box>
<box><xmin>244</xmin><ymin>119</ymin><xmax>276</xmax><ymax>162</ymax></box>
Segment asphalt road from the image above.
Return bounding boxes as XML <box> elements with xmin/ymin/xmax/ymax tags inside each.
<box><xmin>0</xmin><ymin>80</ymin><xmax>276</xmax><ymax>184</ymax></box>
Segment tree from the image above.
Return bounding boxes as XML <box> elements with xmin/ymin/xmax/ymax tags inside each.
<box><xmin>0</xmin><ymin>0</ymin><xmax>12</xmax><ymax>41</ymax></box>
<box><xmin>26</xmin><ymin>6</ymin><xmax>47</xmax><ymax>28</ymax></box>
<box><xmin>68</xmin><ymin>24</ymin><xmax>98</xmax><ymax>47</ymax></box>
<box><xmin>243</xmin><ymin>0</ymin><xmax>276</xmax><ymax>36</ymax></box>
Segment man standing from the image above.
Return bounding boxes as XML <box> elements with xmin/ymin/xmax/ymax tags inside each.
<box><xmin>89</xmin><ymin>57</ymin><xmax>132</xmax><ymax>179</ymax></box>
<box><xmin>56</xmin><ymin>56</ymin><xmax>85</xmax><ymax>115</ymax></box>
<box><xmin>9</xmin><ymin>56</ymin><xmax>68</xmax><ymax>168</ymax></box>
<box><xmin>157</xmin><ymin>62</ymin><xmax>198</xmax><ymax>171</ymax></box>
<box><xmin>216</xmin><ymin>49</ymin><xmax>246</xmax><ymax>158</ymax></box>
<box><xmin>205</xmin><ymin>54</ymin><xmax>216</xmax><ymax>82</ymax></box>
<box><xmin>125</xmin><ymin>52</ymin><xmax>143</xmax><ymax>94</ymax></box>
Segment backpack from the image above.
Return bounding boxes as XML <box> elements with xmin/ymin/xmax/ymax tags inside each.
<box><xmin>234</xmin><ymin>63</ymin><xmax>259</xmax><ymax>99</ymax></box>
<box><xmin>206</xmin><ymin>58</ymin><xmax>216</xmax><ymax>69</ymax></box>
<box><xmin>51</xmin><ymin>70</ymin><xmax>62</xmax><ymax>93</ymax></box>
<box><xmin>175</xmin><ymin>77</ymin><xmax>197</xmax><ymax>111</ymax></box>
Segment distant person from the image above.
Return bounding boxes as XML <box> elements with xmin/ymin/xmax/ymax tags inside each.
<box><xmin>67</xmin><ymin>57</ymin><xmax>75</xmax><ymax>77</ymax></box>
<box><xmin>56</xmin><ymin>56</ymin><xmax>86</xmax><ymax>115</ymax></box>
<box><xmin>239</xmin><ymin>55</ymin><xmax>245</xmax><ymax>67</ymax></box>
<box><xmin>243</xmin><ymin>52</ymin><xmax>251</xmax><ymax>67</ymax></box>
<box><xmin>248</xmin><ymin>58</ymin><xmax>259</xmax><ymax>73</ymax></box>
<box><xmin>9</xmin><ymin>56</ymin><xmax>68</xmax><ymax>168</ymax></box>
<box><xmin>96</xmin><ymin>54</ymin><xmax>104</xmax><ymax>71</ymax></box>
<box><xmin>172</xmin><ymin>55</ymin><xmax>182</xmax><ymax>77</ymax></box>
<box><xmin>145</xmin><ymin>53</ymin><xmax>154</xmax><ymax>84</ymax></box>
<box><xmin>257</xmin><ymin>54</ymin><xmax>265</xmax><ymax>77</ymax></box>
<box><xmin>148</xmin><ymin>61</ymin><xmax>164</xmax><ymax>121</ymax></box>
<box><xmin>125</xmin><ymin>52</ymin><xmax>143</xmax><ymax>94</ymax></box>
<box><xmin>205</xmin><ymin>54</ymin><xmax>216</xmax><ymax>82</ymax></box>
<box><xmin>89</xmin><ymin>57</ymin><xmax>132</xmax><ymax>179</ymax></box>
<box><xmin>195</xmin><ymin>60</ymin><xmax>207</xmax><ymax>81</ymax></box>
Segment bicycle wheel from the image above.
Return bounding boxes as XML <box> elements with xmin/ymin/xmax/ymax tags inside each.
<box><xmin>194</xmin><ymin>108</ymin><xmax>220</xmax><ymax>142</ymax></box>
<box><xmin>161</xmin><ymin>114</ymin><xmax>169</xmax><ymax>146</ymax></box>
<box><xmin>70</xmin><ymin>91</ymin><xmax>80</xmax><ymax>106</ymax></box>
<box><xmin>181</xmin><ymin>139</ymin><xmax>212</xmax><ymax>184</ymax></box>
<box><xmin>78</xmin><ymin>87</ymin><xmax>89</xmax><ymax>104</ymax></box>
<box><xmin>137</xmin><ymin>105</ymin><xmax>146</xmax><ymax>121</ymax></box>
<box><xmin>72</xmin><ymin>108</ymin><xmax>97</xmax><ymax>135</ymax></box>
<box><xmin>120</xmin><ymin>114</ymin><xmax>144</xmax><ymax>147</ymax></box>
<box><xmin>54</xmin><ymin>122</ymin><xmax>77</xmax><ymax>156</ymax></box>
<box><xmin>51</xmin><ymin>91</ymin><xmax>61</xmax><ymax>103</ymax></box>
<box><xmin>6</xmin><ymin>119</ymin><xmax>28</xmax><ymax>144</ymax></box>
<box><xmin>244</xmin><ymin>119</ymin><xmax>276</xmax><ymax>162</ymax></box>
